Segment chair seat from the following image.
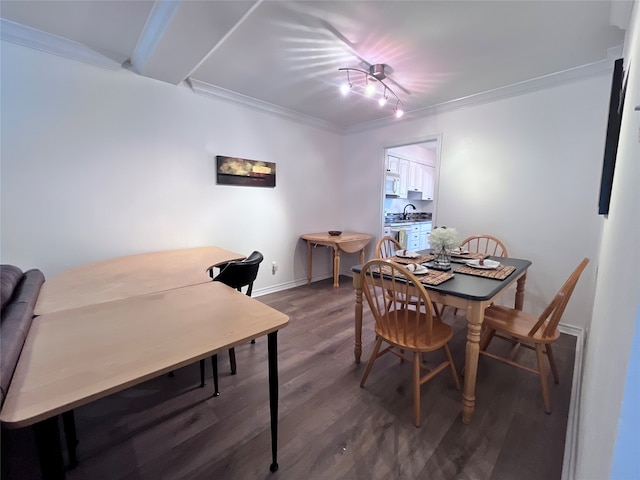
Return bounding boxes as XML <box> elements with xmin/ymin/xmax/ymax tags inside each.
<box><xmin>375</xmin><ymin>308</ymin><xmax>453</xmax><ymax>351</ymax></box>
<box><xmin>484</xmin><ymin>305</ymin><xmax>560</xmax><ymax>344</ymax></box>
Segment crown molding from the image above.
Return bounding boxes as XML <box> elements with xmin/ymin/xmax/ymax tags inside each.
<box><xmin>190</xmin><ymin>53</ymin><xmax>616</xmax><ymax>136</ymax></box>
<box><xmin>187</xmin><ymin>78</ymin><xmax>343</xmax><ymax>134</ymax></box>
<box><xmin>346</xmin><ymin>55</ymin><xmax>618</xmax><ymax>134</ymax></box>
<box><xmin>0</xmin><ymin>18</ymin><xmax>121</xmax><ymax>70</ymax></box>
<box><xmin>1</xmin><ymin>16</ymin><xmax>621</xmax><ymax>137</ymax></box>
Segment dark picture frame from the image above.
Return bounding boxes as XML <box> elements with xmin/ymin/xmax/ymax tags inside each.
<box><xmin>216</xmin><ymin>156</ymin><xmax>276</xmax><ymax>188</ymax></box>
<box><xmin>598</xmin><ymin>58</ymin><xmax>628</xmax><ymax>215</ymax></box>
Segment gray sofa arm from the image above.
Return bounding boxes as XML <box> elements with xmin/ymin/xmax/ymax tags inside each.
<box><xmin>0</xmin><ymin>267</ymin><xmax>45</xmax><ymax>406</ymax></box>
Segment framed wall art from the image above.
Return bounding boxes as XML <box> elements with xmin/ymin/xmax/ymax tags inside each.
<box><xmin>216</xmin><ymin>156</ymin><xmax>276</xmax><ymax>188</ymax></box>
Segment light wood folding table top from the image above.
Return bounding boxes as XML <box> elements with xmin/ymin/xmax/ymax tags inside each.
<box><xmin>34</xmin><ymin>246</ymin><xmax>245</xmax><ymax>315</ymax></box>
<box><xmin>300</xmin><ymin>232</ymin><xmax>373</xmax><ymax>253</ymax></box>
<box><xmin>1</xmin><ymin>282</ymin><xmax>289</xmax><ymax>428</ymax></box>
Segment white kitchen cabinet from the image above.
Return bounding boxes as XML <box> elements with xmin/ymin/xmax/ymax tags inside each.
<box><xmin>398</xmin><ymin>158</ymin><xmax>410</xmax><ymax>198</ymax></box>
<box><xmin>421</xmin><ymin>165</ymin><xmax>435</xmax><ymax>201</ymax></box>
<box><xmin>384</xmin><ymin>221</ymin><xmax>432</xmax><ymax>252</ymax></box>
<box><xmin>419</xmin><ymin>222</ymin><xmax>432</xmax><ymax>250</ymax></box>
<box><xmin>384</xmin><ymin>153</ymin><xmax>435</xmax><ymax>201</ymax></box>
<box><xmin>386</xmin><ymin>155</ymin><xmax>401</xmax><ymax>174</ymax></box>
<box><xmin>408</xmin><ymin>224</ymin><xmax>421</xmax><ymax>251</ymax></box>
<box><xmin>408</xmin><ymin>162</ymin><xmax>423</xmax><ymax>193</ymax></box>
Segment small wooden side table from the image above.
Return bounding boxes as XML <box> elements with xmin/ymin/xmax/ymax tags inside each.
<box><xmin>300</xmin><ymin>232</ymin><xmax>373</xmax><ymax>289</ymax></box>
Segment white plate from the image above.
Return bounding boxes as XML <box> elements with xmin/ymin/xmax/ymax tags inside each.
<box><xmin>405</xmin><ymin>264</ymin><xmax>428</xmax><ymax>274</ymax></box>
<box><xmin>466</xmin><ymin>259</ymin><xmax>500</xmax><ymax>269</ymax></box>
<box><xmin>396</xmin><ymin>250</ymin><xmax>419</xmax><ymax>258</ymax></box>
<box><xmin>451</xmin><ymin>248</ymin><xmax>470</xmax><ymax>255</ymax></box>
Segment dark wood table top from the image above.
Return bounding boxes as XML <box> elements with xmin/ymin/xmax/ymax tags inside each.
<box><xmin>351</xmin><ymin>255</ymin><xmax>531</xmax><ymax>301</ymax></box>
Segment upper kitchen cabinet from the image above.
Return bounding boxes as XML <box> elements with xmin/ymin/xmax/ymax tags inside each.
<box><xmin>387</xmin><ymin>154</ymin><xmax>409</xmax><ymax>198</ymax></box>
<box><xmin>421</xmin><ymin>165</ymin><xmax>435</xmax><ymax>200</ymax></box>
<box><xmin>385</xmin><ymin>150</ymin><xmax>436</xmax><ymax>201</ymax></box>
<box><xmin>407</xmin><ymin>162</ymin><xmax>435</xmax><ymax>201</ymax></box>
<box><xmin>398</xmin><ymin>158</ymin><xmax>410</xmax><ymax>198</ymax></box>
<box><xmin>408</xmin><ymin>162</ymin><xmax>423</xmax><ymax>194</ymax></box>
<box><xmin>386</xmin><ymin>155</ymin><xmax>401</xmax><ymax>175</ymax></box>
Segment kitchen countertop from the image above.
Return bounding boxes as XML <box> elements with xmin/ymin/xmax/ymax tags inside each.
<box><xmin>384</xmin><ymin>213</ymin><xmax>432</xmax><ymax>226</ymax></box>
<box><xmin>384</xmin><ymin>219</ymin><xmax>433</xmax><ymax>227</ymax></box>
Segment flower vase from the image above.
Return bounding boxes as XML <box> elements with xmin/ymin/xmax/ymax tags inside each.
<box><xmin>434</xmin><ymin>246</ymin><xmax>451</xmax><ymax>269</ymax></box>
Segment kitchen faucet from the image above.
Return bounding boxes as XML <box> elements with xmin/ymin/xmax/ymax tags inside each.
<box><xmin>402</xmin><ymin>204</ymin><xmax>416</xmax><ymax>220</ymax></box>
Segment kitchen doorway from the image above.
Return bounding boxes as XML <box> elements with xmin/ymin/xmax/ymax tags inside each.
<box><xmin>382</xmin><ymin>137</ymin><xmax>441</xmax><ymax>240</ymax></box>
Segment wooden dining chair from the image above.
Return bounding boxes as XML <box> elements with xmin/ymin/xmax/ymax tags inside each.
<box><xmin>460</xmin><ymin>234</ymin><xmax>509</xmax><ymax>257</ymax></box>
<box><xmin>375</xmin><ymin>236</ymin><xmax>402</xmax><ymax>258</ymax></box>
<box><xmin>201</xmin><ymin>250</ymin><xmax>264</xmax><ymax>395</ymax></box>
<box><xmin>478</xmin><ymin>258</ymin><xmax>589</xmax><ymax>413</ymax></box>
<box><xmin>374</xmin><ymin>236</ymin><xmax>442</xmax><ymax>321</ymax></box>
<box><xmin>376</xmin><ymin>235</ymin><xmax>409</xmax><ymax>310</ymax></box>
<box><xmin>448</xmin><ymin>234</ymin><xmax>510</xmax><ymax>317</ymax></box>
<box><xmin>359</xmin><ymin>259</ymin><xmax>460</xmax><ymax>427</ymax></box>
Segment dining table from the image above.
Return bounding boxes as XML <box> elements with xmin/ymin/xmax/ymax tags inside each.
<box><xmin>2</xmin><ymin>247</ymin><xmax>289</xmax><ymax>479</ymax></box>
<box><xmin>351</xmin><ymin>252</ymin><xmax>531</xmax><ymax>424</ymax></box>
<box><xmin>300</xmin><ymin>232</ymin><xmax>373</xmax><ymax>289</ymax></box>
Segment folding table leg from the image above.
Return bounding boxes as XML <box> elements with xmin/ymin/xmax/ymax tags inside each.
<box><xmin>61</xmin><ymin>410</ymin><xmax>79</xmax><ymax>469</ymax></box>
<box><xmin>34</xmin><ymin>416</ymin><xmax>66</xmax><ymax>480</ymax></box>
<box><xmin>211</xmin><ymin>355</ymin><xmax>220</xmax><ymax>397</ymax></box>
<box><xmin>267</xmin><ymin>331</ymin><xmax>279</xmax><ymax>472</ymax></box>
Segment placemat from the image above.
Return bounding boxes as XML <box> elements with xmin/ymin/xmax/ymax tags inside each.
<box><xmin>450</xmin><ymin>252</ymin><xmax>489</xmax><ymax>260</ymax></box>
<box><xmin>377</xmin><ymin>264</ymin><xmax>454</xmax><ymax>286</ymax></box>
<box><xmin>454</xmin><ymin>264</ymin><xmax>516</xmax><ymax>280</ymax></box>
<box><xmin>392</xmin><ymin>254</ymin><xmax>435</xmax><ymax>265</ymax></box>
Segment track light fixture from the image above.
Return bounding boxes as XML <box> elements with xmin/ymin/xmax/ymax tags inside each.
<box><xmin>338</xmin><ymin>64</ymin><xmax>404</xmax><ymax>118</ymax></box>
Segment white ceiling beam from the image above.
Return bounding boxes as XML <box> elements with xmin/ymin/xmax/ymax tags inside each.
<box><xmin>130</xmin><ymin>0</ymin><xmax>260</xmax><ymax>86</ymax></box>
<box><xmin>130</xmin><ymin>1</ymin><xmax>180</xmax><ymax>75</ymax></box>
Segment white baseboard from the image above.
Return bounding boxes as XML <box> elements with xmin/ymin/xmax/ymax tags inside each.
<box><xmin>252</xmin><ymin>274</ymin><xmax>332</xmax><ymax>297</ymax></box>
<box><xmin>559</xmin><ymin>323</ymin><xmax>585</xmax><ymax>480</ymax></box>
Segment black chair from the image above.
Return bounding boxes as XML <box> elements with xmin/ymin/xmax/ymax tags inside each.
<box><xmin>200</xmin><ymin>250</ymin><xmax>264</xmax><ymax>395</ymax></box>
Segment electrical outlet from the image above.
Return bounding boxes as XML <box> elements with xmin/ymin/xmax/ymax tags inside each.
<box><xmin>272</xmin><ymin>261</ymin><xmax>278</xmax><ymax>275</ymax></box>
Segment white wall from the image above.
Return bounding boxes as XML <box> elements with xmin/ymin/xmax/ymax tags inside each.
<box><xmin>576</xmin><ymin>2</ymin><xmax>640</xmax><ymax>478</ymax></box>
<box><xmin>0</xmin><ymin>41</ymin><xmax>345</xmax><ymax>292</ymax></box>
<box><xmin>344</xmin><ymin>74</ymin><xmax>609</xmax><ymax>330</ymax></box>
<box><xmin>2</xmin><ymin>10</ymin><xmax>639</xmax><ymax>478</ymax></box>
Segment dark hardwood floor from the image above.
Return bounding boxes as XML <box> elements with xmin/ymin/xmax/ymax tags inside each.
<box><xmin>3</xmin><ymin>276</ymin><xmax>576</xmax><ymax>479</ymax></box>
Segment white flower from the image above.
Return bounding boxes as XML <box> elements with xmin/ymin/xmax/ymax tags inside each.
<box><xmin>429</xmin><ymin>226</ymin><xmax>459</xmax><ymax>250</ymax></box>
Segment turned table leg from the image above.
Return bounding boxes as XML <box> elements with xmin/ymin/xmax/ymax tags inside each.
<box><xmin>462</xmin><ymin>302</ymin><xmax>484</xmax><ymax>424</ymax></box>
<box><xmin>515</xmin><ymin>272</ymin><xmax>527</xmax><ymax>310</ymax></box>
<box><xmin>333</xmin><ymin>248</ymin><xmax>340</xmax><ymax>290</ymax></box>
<box><xmin>306</xmin><ymin>241</ymin><xmax>312</xmax><ymax>285</ymax></box>
<box><xmin>353</xmin><ymin>274</ymin><xmax>363</xmax><ymax>363</ymax></box>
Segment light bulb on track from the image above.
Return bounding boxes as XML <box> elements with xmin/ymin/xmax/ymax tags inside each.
<box><xmin>338</xmin><ymin>64</ymin><xmax>404</xmax><ymax>119</ymax></box>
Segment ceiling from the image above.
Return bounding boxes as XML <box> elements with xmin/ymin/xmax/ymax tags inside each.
<box><xmin>0</xmin><ymin>1</ymin><xmax>630</xmax><ymax>130</ymax></box>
